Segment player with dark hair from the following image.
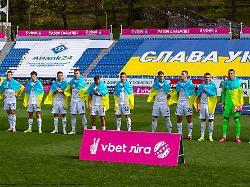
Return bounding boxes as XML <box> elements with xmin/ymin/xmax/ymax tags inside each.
<box><xmin>197</xmin><ymin>72</ymin><xmax>217</xmax><ymax>142</ymax></box>
<box><xmin>66</xmin><ymin>69</ymin><xmax>88</xmax><ymax>135</ymax></box>
<box><xmin>0</xmin><ymin>71</ymin><xmax>24</xmax><ymax>132</ymax></box>
<box><xmin>86</xmin><ymin>75</ymin><xmax>109</xmax><ymax>130</ymax></box>
<box><xmin>23</xmin><ymin>71</ymin><xmax>44</xmax><ymax>133</ymax></box>
<box><xmin>44</xmin><ymin>71</ymin><xmax>69</xmax><ymax>134</ymax></box>
<box><xmin>175</xmin><ymin>70</ymin><xmax>196</xmax><ymax>140</ymax></box>
<box><xmin>147</xmin><ymin>71</ymin><xmax>173</xmax><ymax>132</ymax></box>
<box><xmin>114</xmin><ymin>72</ymin><xmax>134</xmax><ymax>131</ymax></box>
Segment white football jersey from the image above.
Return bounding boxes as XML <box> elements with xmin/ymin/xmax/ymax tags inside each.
<box><xmin>200</xmin><ymin>92</ymin><xmax>208</xmax><ymax>104</ymax></box>
<box><xmin>155</xmin><ymin>88</ymin><xmax>167</xmax><ymax>103</ymax></box>
<box><xmin>71</xmin><ymin>87</ymin><xmax>80</xmax><ymax>101</ymax></box>
<box><xmin>118</xmin><ymin>85</ymin><xmax>127</xmax><ymax>105</ymax></box>
<box><xmin>28</xmin><ymin>88</ymin><xmax>38</xmax><ymax>105</ymax></box>
<box><xmin>92</xmin><ymin>94</ymin><xmax>102</xmax><ymax>106</ymax></box>
<box><xmin>178</xmin><ymin>88</ymin><xmax>189</xmax><ymax>102</ymax></box>
<box><xmin>54</xmin><ymin>92</ymin><xmax>65</xmax><ymax>104</ymax></box>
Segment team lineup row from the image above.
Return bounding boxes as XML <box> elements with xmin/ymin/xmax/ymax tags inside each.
<box><xmin>0</xmin><ymin>69</ymin><xmax>243</xmax><ymax>142</ymax></box>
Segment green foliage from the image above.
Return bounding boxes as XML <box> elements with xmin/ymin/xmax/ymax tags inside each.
<box><xmin>208</xmin><ymin>0</ymin><xmax>226</xmax><ymax>15</ymax></box>
<box><xmin>9</xmin><ymin>0</ymin><xmax>250</xmax><ymax>28</ymax></box>
<box><xmin>26</xmin><ymin>0</ymin><xmax>76</xmax><ymax>27</ymax></box>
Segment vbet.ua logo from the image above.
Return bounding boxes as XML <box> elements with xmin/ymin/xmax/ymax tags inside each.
<box><xmin>154</xmin><ymin>141</ymin><xmax>171</xmax><ymax>159</ymax></box>
<box><xmin>51</xmin><ymin>44</ymin><xmax>68</xmax><ymax>54</ymax></box>
<box><xmin>90</xmin><ymin>138</ymin><xmax>100</xmax><ymax>155</ymax></box>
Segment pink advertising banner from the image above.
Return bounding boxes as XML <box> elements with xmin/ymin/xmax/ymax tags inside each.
<box><xmin>0</xmin><ymin>32</ymin><xmax>5</xmax><ymax>38</ymax></box>
<box><xmin>18</xmin><ymin>30</ymin><xmax>110</xmax><ymax>37</ymax></box>
<box><xmin>79</xmin><ymin>130</ymin><xmax>182</xmax><ymax>167</ymax></box>
<box><xmin>43</xmin><ymin>85</ymin><xmax>51</xmax><ymax>92</ymax></box>
<box><xmin>122</xmin><ymin>28</ymin><xmax>229</xmax><ymax>35</ymax></box>
<box><xmin>133</xmin><ymin>86</ymin><xmax>151</xmax><ymax>96</ymax></box>
<box><xmin>242</xmin><ymin>28</ymin><xmax>250</xmax><ymax>34</ymax></box>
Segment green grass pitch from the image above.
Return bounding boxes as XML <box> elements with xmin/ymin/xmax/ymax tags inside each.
<box><xmin>0</xmin><ymin>95</ymin><xmax>250</xmax><ymax>186</ymax></box>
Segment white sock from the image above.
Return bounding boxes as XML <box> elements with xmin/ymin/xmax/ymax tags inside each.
<box><xmin>188</xmin><ymin>122</ymin><xmax>193</xmax><ymax>136</ymax></box>
<box><xmin>201</xmin><ymin>121</ymin><xmax>206</xmax><ymax>138</ymax></box>
<box><xmin>126</xmin><ymin>117</ymin><xmax>132</xmax><ymax>131</ymax></box>
<box><xmin>165</xmin><ymin>117</ymin><xmax>172</xmax><ymax>133</ymax></box>
<box><xmin>8</xmin><ymin>114</ymin><xmax>12</xmax><ymax>128</ymax></box>
<box><xmin>152</xmin><ymin>117</ymin><xmax>157</xmax><ymax>132</ymax></box>
<box><xmin>71</xmin><ymin>115</ymin><xmax>76</xmax><ymax>131</ymax></box>
<box><xmin>116</xmin><ymin>118</ymin><xmax>121</xmax><ymax>130</ymax></box>
<box><xmin>102</xmin><ymin>126</ymin><xmax>106</xmax><ymax>130</ymax></box>
<box><xmin>28</xmin><ymin>118</ymin><xmax>33</xmax><ymax>129</ymax></box>
<box><xmin>81</xmin><ymin>114</ymin><xmax>87</xmax><ymax>129</ymax></box>
<box><xmin>37</xmin><ymin>118</ymin><xmax>42</xmax><ymax>131</ymax></box>
<box><xmin>62</xmin><ymin>117</ymin><xmax>67</xmax><ymax>131</ymax></box>
<box><xmin>12</xmin><ymin>115</ymin><xmax>16</xmax><ymax>129</ymax></box>
<box><xmin>177</xmin><ymin>122</ymin><xmax>182</xmax><ymax>134</ymax></box>
<box><xmin>92</xmin><ymin>126</ymin><xmax>96</xmax><ymax>130</ymax></box>
<box><xmin>54</xmin><ymin>117</ymin><xmax>59</xmax><ymax>131</ymax></box>
<box><xmin>209</xmin><ymin>121</ymin><xmax>214</xmax><ymax>137</ymax></box>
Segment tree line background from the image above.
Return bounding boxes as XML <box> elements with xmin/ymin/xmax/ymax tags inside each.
<box><xmin>5</xmin><ymin>0</ymin><xmax>250</xmax><ymax>34</ymax></box>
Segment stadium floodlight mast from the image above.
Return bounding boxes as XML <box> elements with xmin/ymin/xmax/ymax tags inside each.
<box><xmin>120</xmin><ymin>24</ymin><xmax>123</xmax><ymax>34</ymax></box>
<box><xmin>110</xmin><ymin>24</ymin><xmax>112</xmax><ymax>33</ymax></box>
<box><xmin>101</xmin><ymin>0</ymin><xmax>108</xmax><ymax>30</ymax></box>
<box><xmin>110</xmin><ymin>24</ymin><xmax>113</xmax><ymax>39</ymax></box>
<box><xmin>240</xmin><ymin>22</ymin><xmax>243</xmax><ymax>34</ymax></box>
<box><xmin>229</xmin><ymin>22</ymin><xmax>232</xmax><ymax>34</ymax></box>
<box><xmin>104</xmin><ymin>11</ymin><xmax>107</xmax><ymax>30</ymax></box>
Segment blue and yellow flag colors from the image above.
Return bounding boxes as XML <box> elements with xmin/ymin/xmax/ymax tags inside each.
<box><xmin>0</xmin><ymin>78</ymin><xmax>24</xmax><ymax>99</ymax></box>
<box><xmin>176</xmin><ymin>79</ymin><xmax>196</xmax><ymax>108</ymax></box>
<box><xmin>152</xmin><ymin>79</ymin><xmax>172</xmax><ymax>93</ymax></box>
<box><xmin>44</xmin><ymin>78</ymin><xmax>69</xmax><ymax>107</ymax></box>
<box><xmin>168</xmin><ymin>89</ymin><xmax>178</xmax><ymax>106</ymax></box>
<box><xmin>196</xmin><ymin>81</ymin><xmax>218</xmax><ymax>114</ymax></box>
<box><xmin>23</xmin><ymin>78</ymin><xmax>44</xmax><ymax>107</ymax></box>
<box><xmin>114</xmin><ymin>80</ymin><xmax>134</xmax><ymax>112</ymax></box>
<box><xmin>114</xmin><ymin>80</ymin><xmax>133</xmax><ymax>96</ymax></box>
<box><xmin>86</xmin><ymin>80</ymin><xmax>109</xmax><ymax>111</ymax></box>
<box><xmin>147</xmin><ymin>79</ymin><xmax>171</xmax><ymax>101</ymax></box>
<box><xmin>51</xmin><ymin>79</ymin><xmax>68</xmax><ymax>93</ymax></box>
<box><xmin>147</xmin><ymin>79</ymin><xmax>177</xmax><ymax>106</ymax></box>
<box><xmin>176</xmin><ymin>79</ymin><xmax>195</xmax><ymax>96</ymax></box>
<box><xmin>121</xmin><ymin>40</ymin><xmax>250</xmax><ymax>76</ymax></box>
<box><xmin>69</xmin><ymin>76</ymin><xmax>87</xmax><ymax>90</ymax></box>
<box><xmin>222</xmin><ymin>77</ymin><xmax>243</xmax><ymax>107</ymax></box>
<box><xmin>64</xmin><ymin>76</ymin><xmax>88</xmax><ymax>102</ymax></box>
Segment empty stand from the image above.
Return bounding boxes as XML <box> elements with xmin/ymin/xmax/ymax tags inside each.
<box><xmin>87</xmin><ymin>39</ymin><xmax>143</xmax><ymax>77</ymax></box>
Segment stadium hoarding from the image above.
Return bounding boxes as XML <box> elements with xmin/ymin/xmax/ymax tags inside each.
<box><xmin>18</xmin><ymin>29</ymin><xmax>110</xmax><ymax>37</ymax></box>
<box><xmin>79</xmin><ymin>130</ymin><xmax>182</xmax><ymax>167</ymax></box>
<box><xmin>0</xmin><ymin>32</ymin><xmax>5</xmax><ymax>38</ymax></box>
<box><xmin>242</xmin><ymin>28</ymin><xmax>250</xmax><ymax>34</ymax></box>
<box><xmin>22</xmin><ymin>77</ymin><xmax>248</xmax><ymax>96</ymax></box>
<box><xmin>13</xmin><ymin>40</ymin><xmax>114</xmax><ymax>78</ymax></box>
<box><xmin>14</xmin><ymin>77</ymin><xmax>249</xmax><ymax>96</ymax></box>
<box><xmin>121</xmin><ymin>40</ymin><xmax>250</xmax><ymax>77</ymax></box>
<box><xmin>122</xmin><ymin>28</ymin><xmax>229</xmax><ymax>35</ymax></box>
<box><xmin>97</xmin><ymin>78</ymin><xmax>249</xmax><ymax>96</ymax></box>
<box><xmin>14</xmin><ymin>77</ymin><xmax>55</xmax><ymax>93</ymax></box>
<box><xmin>133</xmin><ymin>86</ymin><xmax>151</xmax><ymax>96</ymax></box>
